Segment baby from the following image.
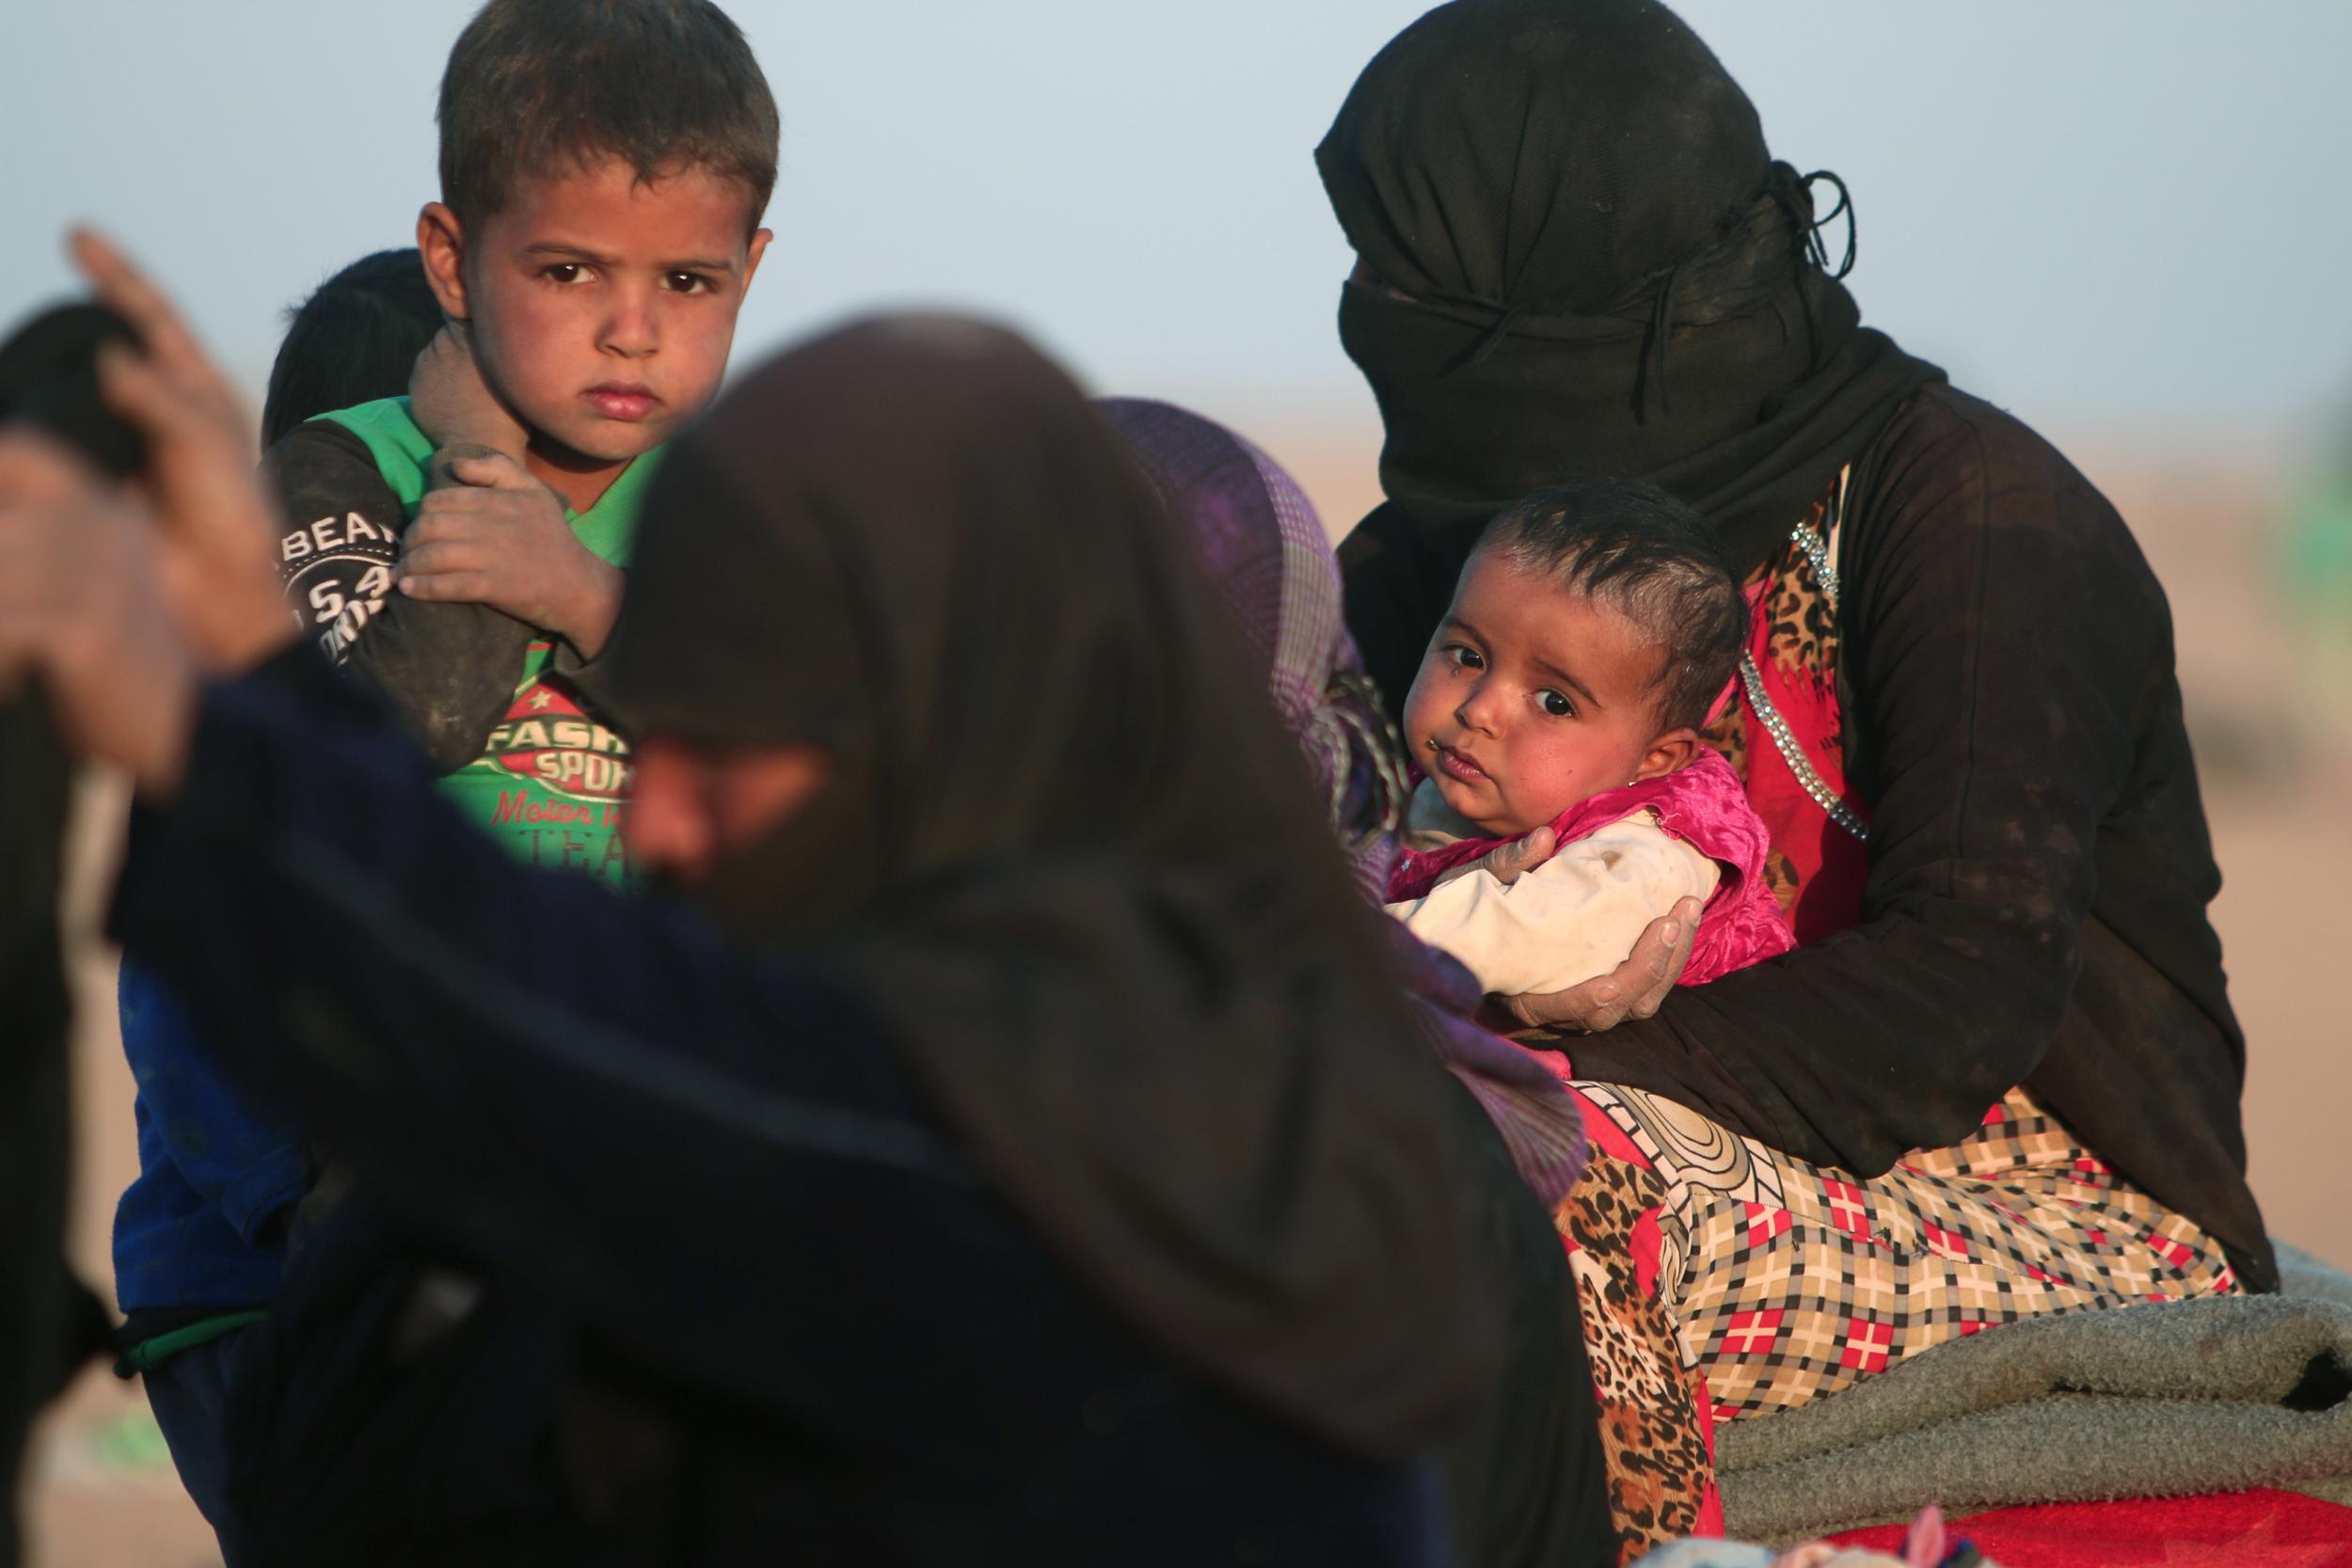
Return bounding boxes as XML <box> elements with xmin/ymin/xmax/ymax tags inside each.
<box><xmin>1385</xmin><ymin>481</ymin><xmax>1795</xmax><ymax>995</ymax></box>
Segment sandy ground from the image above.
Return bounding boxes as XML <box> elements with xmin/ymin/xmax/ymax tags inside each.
<box><xmin>19</xmin><ymin>435</ymin><xmax>2350</xmax><ymax>1566</ymax></box>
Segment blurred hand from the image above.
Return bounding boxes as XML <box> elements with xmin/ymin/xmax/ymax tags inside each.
<box><xmin>408</xmin><ymin>321</ymin><xmax>530</xmax><ymax>465</ymax></box>
<box><xmin>72</xmin><ymin>228</ymin><xmax>292</xmax><ymax>673</ymax></box>
<box><xmin>1492</xmin><ymin>895</ymin><xmax>1702</xmax><ymax>1033</ymax></box>
<box><xmin>397</xmin><ymin>451</ymin><xmax>624</xmax><ymax>657</ymax></box>
<box><xmin>0</xmin><ymin>431</ymin><xmax>199</xmax><ymax>796</ymax></box>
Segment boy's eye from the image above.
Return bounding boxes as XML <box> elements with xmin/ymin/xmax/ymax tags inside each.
<box><xmin>1538</xmin><ymin>689</ymin><xmax>1576</xmax><ymax>718</ymax></box>
<box><xmin>663</xmin><ymin>271</ymin><xmax>715</xmax><ymax>295</ymax></box>
<box><xmin>544</xmin><ymin>263</ymin><xmax>588</xmax><ymax>285</ymax></box>
<box><xmin>1442</xmin><ymin>643</ymin><xmax>1484</xmax><ymax>671</ymax></box>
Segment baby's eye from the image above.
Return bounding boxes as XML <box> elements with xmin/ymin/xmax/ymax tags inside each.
<box><xmin>1442</xmin><ymin>643</ymin><xmax>1485</xmax><ymax>671</ymax></box>
<box><xmin>663</xmin><ymin>271</ymin><xmax>716</xmax><ymax>295</ymax></box>
<box><xmin>1538</xmin><ymin>689</ymin><xmax>1576</xmax><ymax>718</ymax></box>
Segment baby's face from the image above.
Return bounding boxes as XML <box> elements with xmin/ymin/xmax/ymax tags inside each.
<box><xmin>1401</xmin><ymin>549</ymin><xmax>1676</xmax><ymax>837</ymax></box>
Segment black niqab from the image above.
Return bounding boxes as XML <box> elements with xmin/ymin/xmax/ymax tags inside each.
<box><xmin>1318</xmin><ymin>0</ymin><xmax>1946</xmax><ymax>705</ymax></box>
<box><xmin>606</xmin><ymin>318</ymin><xmax>1505</xmax><ymax>1458</ymax></box>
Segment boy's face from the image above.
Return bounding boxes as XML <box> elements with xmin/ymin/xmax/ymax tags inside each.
<box><xmin>421</xmin><ymin>155</ymin><xmax>770</xmax><ymax>482</ymax></box>
<box><xmin>1402</xmin><ymin>547</ymin><xmax>1691</xmax><ymax>838</ymax></box>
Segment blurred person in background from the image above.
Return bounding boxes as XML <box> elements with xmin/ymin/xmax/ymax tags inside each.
<box><xmin>1320</xmin><ymin>0</ymin><xmax>2271</xmax><ymax>1544</ymax></box>
<box><xmin>1104</xmin><ymin>395</ymin><xmax>1629</xmax><ymax>1566</ymax></box>
<box><xmin>0</xmin><ymin>296</ymin><xmax>154</xmax><ymax>1568</ymax></box>
<box><xmin>0</xmin><ymin>573</ymin><xmax>103</xmax><ymax>1568</ymax></box>
<box><xmin>260</xmin><ymin>250</ymin><xmax>443</xmax><ymax>451</ymax></box>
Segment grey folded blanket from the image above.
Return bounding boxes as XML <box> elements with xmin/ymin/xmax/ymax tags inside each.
<box><xmin>1715</xmin><ymin>1244</ymin><xmax>2352</xmax><ymax>1543</ymax></box>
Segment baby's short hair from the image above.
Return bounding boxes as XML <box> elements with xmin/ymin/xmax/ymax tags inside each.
<box><xmin>262</xmin><ymin>249</ymin><xmax>443</xmax><ymax>451</ymax></box>
<box><xmin>437</xmin><ymin>0</ymin><xmax>779</xmax><ymax>232</ymax></box>
<box><xmin>1476</xmin><ymin>482</ymin><xmax>1747</xmax><ymax>734</ymax></box>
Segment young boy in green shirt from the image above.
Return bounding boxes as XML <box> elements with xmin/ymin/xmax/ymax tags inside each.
<box><xmin>269</xmin><ymin>0</ymin><xmax>777</xmax><ymax>882</ymax></box>
<box><xmin>114</xmin><ymin>5</ymin><xmax>776</xmax><ymax>1555</ymax></box>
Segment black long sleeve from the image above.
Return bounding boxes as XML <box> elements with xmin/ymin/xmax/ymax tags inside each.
<box><xmin>1537</xmin><ymin>390</ymin><xmax>2265</xmax><ymax>1284</ymax></box>
<box><xmin>265</xmin><ymin>421</ymin><xmax>532</xmax><ymax>772</ymax></box>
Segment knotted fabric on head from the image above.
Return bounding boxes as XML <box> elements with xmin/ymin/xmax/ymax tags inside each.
<box><xmin>1317</xmin><ymin>0</ymin><xmax>1944</xmax><ymax>705</ymax></box>
<box><xmin>605</xmin><ymin>321</ymin><xmax>1504</xmax><ymax>1459</ymax></box>
<box><xmin>1102</xmin><ymin>397</ymin><xmax>1587</xmax><ymax>1209</ymax></box>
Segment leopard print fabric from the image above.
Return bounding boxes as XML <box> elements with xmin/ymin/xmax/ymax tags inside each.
<box><xmin>1756</xmin><ymin>532</ymin><xmax>1838</xmax><ymax>700</ymax></box>
<box><xmin>1555</xmin><ymin>1144</ymin><xmax>1716</xmax><ymax>1562</ymax></box>
<box><xmin>1699</xmin><ymin>485</ymin><xmax>1843</xmax><ymax>920</ymax></box>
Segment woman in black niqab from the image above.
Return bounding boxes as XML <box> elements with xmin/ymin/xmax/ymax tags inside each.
<box><xmin>1309</xmin><ymin>8</ymin><xmax>2271</xmax><ymax>1546</ymax></box>
<box><xmin>1317</xmin><ymin>0</ymin><xmax>1943</xmax><ymax>713</ymax></box>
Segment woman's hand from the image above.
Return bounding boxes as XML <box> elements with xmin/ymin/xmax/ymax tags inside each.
<box><xmin>1436</xmin><ymin>823</ymin><xmax>1698</xmax><ymax>1031</ymax></box>
<box><xmin>1492</xmin><ymin>895</ymin><xmax>1703</xmax><ymax>1034</ymax></box>
<box><xmin>1436</xmin><ymin>823</ymin><xmax>1559</xmax><ymax>888</ymax></box>
<box><xmin>72</xmin><ymin>228</ymin><xmax>293</xmax><ymax>673</ymax></box>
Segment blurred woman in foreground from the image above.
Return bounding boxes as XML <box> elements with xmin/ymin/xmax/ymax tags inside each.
<box><xmin>0</xmin><ymin>236</ymin><xmax>1522</xmax><ymax>1566</ymax></box>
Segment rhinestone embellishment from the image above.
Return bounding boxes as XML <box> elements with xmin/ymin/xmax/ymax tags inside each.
<box><xmin>1738</xmin><ymin>653</ymin><xmax>1869</xmax><ymax>843</ymax></box>
<box><xmin>1737</xmin><ymin>508</ymin><xmax>1868</xmax><ymax>844</ymax></box>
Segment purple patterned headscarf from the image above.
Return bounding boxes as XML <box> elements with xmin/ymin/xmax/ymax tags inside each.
<box><xmin>1100</xmin><ymin>397</ymin><xmax>1587</xmax><ymax>1207</ymax></box>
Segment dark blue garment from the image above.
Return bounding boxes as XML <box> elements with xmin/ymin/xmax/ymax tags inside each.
<box><xmin>111</xmin><ymin>961</ymin><xmax>303</xmax><ymax>1314</ymax></box>
<box><xmin>109</xmin><ymin>658</ymin><xmax>1464</xmax><ymax>1567</ymax></box>
<box><xmin>142</xmin><ymin>1321</ymin><xmax>267</xmax><ymax>1567</ymax></box>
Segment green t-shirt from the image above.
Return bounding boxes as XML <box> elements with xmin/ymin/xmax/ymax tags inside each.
<box><xmin>316</xmin><ymin>398</ymin><xmax>660</xmax><ymax>884</ymax></box>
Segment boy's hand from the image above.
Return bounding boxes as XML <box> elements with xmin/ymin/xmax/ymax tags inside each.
<box><xmin>408</xmin><ymin>322</ymin><xmax>529</xmax><ymax>460</ymax></box>
<box><xmin>397</xmin><ymin>452</ymin><xmax>625</xmax><ymax>657</ymax></box>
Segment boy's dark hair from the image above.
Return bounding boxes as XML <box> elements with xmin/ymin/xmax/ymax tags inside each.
<box><xmin>1476</xmin><ymin>481</ymin><xmax>1748</xmax><ymax>734</ymax></box>
<box><xmin>262</xmin><ymin>249</ymin><xmax>444</xmax><ymax>451</ymax></box>
<box><xmin>437</xmin><ymin>0</ymin><xmax>779</xmax><ymax>233</ymax></box>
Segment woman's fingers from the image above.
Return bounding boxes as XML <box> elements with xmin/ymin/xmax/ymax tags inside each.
<box><xmin>0</xmin><ymin>429</ymin><xmax>200</xmax><ymax>793</ymax></box>
<box><xmin>1492</xmin><ymin>825</ymin><xmax>1558</xmax><ymax>884</ymax></box>
<box><xmin>1439</xmin><ymin>823</ymin><xmax>1561</xmax><ymax>888</ymax></box>
<box><xmin>1491</xmin><ymin>895</ymin><xmax>1704</xmax><ymax>1033</ymax></box>
<box><xmin>57</xmin><ymin>229</ymin><xmax>290</xmax><ymax>673</ymax></box>
<box><xmin>70</xmin><ymin>228</ymin><xmax>226</xmax><ymax>404</ymax></box>
<box><xmin>76</xmin><ymin>228</ymin><xmax>254</xmax><ymax>462</ymax></box>
<box><xmin>96</xmin><ymin>340</ymin><xmax>214</xmax><ymax>450</ymax></box>
<box><xmin>1498</xmin><ymin>972</ymin><xmax>1621</xmax><ymax>1032</ymax></box>
<box><xmin>1625</xmin><ymin>896</ymin><xmax>1705</xmax><ymax>1019</ymax></box>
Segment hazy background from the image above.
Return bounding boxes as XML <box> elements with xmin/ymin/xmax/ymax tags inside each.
<box><xmin>9</xmin><ymin>4</ymin><xmax>2352</xmax><ymax>1561</ymax></box>
<box><xmin>8</xmin><ymin>0</ymin><xmax>2352</xmax><ymax>441</ymax></box>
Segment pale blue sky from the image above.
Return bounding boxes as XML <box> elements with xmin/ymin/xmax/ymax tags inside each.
<box><xmin>8</xmin><ymin>1</ymin><xmax>2350</xmax><ymax>447</ymax></box>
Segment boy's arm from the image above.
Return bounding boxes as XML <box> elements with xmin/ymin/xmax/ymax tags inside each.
<box><xmin>399</xmin><ymin>452</ymin><xmax>627</xmax><ymax>658</ymax></box>
<box><xmin>265</xmin><ymin>421</ymin><xmax>531</xmax><ymax>772</ymax></box>
<box><xmin>402</xmin><ymin>324</ymin><xmax>627</xmax><ymax>660</ymax></box>
<box><xmin>1388</xmin><ymin>818</ymin><xmax>1718</xmax><ymax>997</ymax></box>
